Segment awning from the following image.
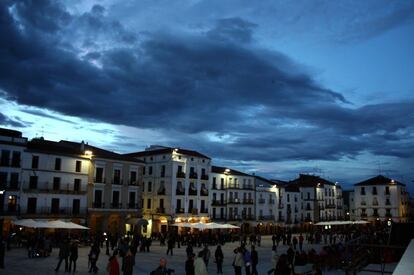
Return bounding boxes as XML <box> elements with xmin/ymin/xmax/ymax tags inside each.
<box><xmin>13</xmin><ymin>219</ymin><xmax>89</xmax><ymax>229</ymax></box>
<box><xmin>172</xmin><ymin>222</ymin><xmax>240</xmax><ymax>229</ymax></box>
<box><xmin>314</xmin><ymin>220</ymin><xmax>369</xmax><ymax>226</ymax></box>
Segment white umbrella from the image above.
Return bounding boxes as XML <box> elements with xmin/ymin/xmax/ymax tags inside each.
<box><xmin>13</xmin><ymin>219</ymin><xmax>49</xmax><ymax>228</ymax></box>
<box><xmin>220</xmin><ymin>223</ymin><xmax>240</xmax><ymax>229</ymax></box>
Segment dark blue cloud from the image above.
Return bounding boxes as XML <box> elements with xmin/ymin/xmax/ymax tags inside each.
<box><xmin>0</xmin><ymin>0</ymin><xmax>413</xmax><ymax>168</ymax></box>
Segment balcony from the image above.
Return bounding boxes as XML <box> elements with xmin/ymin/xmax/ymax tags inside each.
<box><xmin>94</xmin><ymin>177</ymin><xmax>105</xmax><ymax>184</ymax></box>
<box><xmin>212</xmin><ymin>184</ymin><xmax>218</xmax><ymax>190</ymax></box>
<box><xmin>126</xmin><ymin>203</ymin><xmax>139</xmax><ymax>209</ymax></box>
<box><xmin>176</xmin><ymin>188</ymin><xmax>185</xmax><ymax>196</ymax></box>
<box><xmin>160</xmin><ymin>172</ymin><xmax>165</xmax><ymax>178</ymax></box>
<box><xmin>228</xmin><ymin>215</ymin><xmax>240</xmax><ymax>221</ymax></box>
<box><xmin>337</xmin><ymin>205</ymin><xmax>343</xmax><ymax>209</ymax></box>
<box><xmin>200</xmin><ymin>208</ymin><xmax>208</xmax><ymax>214</ymax></box>
<box><xmin>242</xmin><ymin>184</ymin><xmax>254</xmax><ymax>190</ymax></box>
<box><xmin>259</xmin><ymin>215</ymin><xmax>274</xmax><ymax>220</ymax></box>
<box><xmin>258</xmin><ymin>198</ymin><xmax>265</xmax><ymax>204</ymax></box>
<box><xmin>243</xmin><ymin>199</ymin><xmax>254</xmax><ymax>204</ymax></box>
<box><xmin>372</xmin><ymin>191</ymin><xmax>378</xmax><ymax>195</ymax></box>
<box><xmin>22</xmin><ymin>182</ymin><xmax>87</xmax><ymax>195</ymax></box>
<box><xmin>242</xmin><ymin>214</ymin><xmax>255</xmax><ymax>220</ymax></box>
<box><xmin>385</xmin><ymin>191</ymin><xmax>390</xmax><ymax>196</ymax></box>
<box><xmin>278</xmin><ymin>217</ymin><xmax>285</xmax><ymax>222</ymax></box>
<box><xmin>278</xmin><ymin>203</ymin><xmax>284</xmax><ymax>209</ymax></box>
<box><xmin>176</xmin><ymin>171</ymin><xmax>185</xmax><ymax>178</ymax></box>
<box><xmin>361</xmin><ymin>201</ymin><xmax>367</xmax><ymax>206</ymax></box>
<box><xmin>0</xmin><ymin>181</ymin><xmax>20</xmax><ymax>191</ymax></box>
<box><xmin>188</xmin><ymin>188</ymin><xmax>197</xmax><ymax>196</ymax></box>
<box><xmin>227</xmin><ymin>198</ymin><xmax>240</xmax><ymax>204</ymax></box>
<box><xmin>361</xmin><ymin>213</ymin><xmax>367</xmax><ymax>218</ymax></box>
<box><xmin>306</xmin><ymin>205</ymin><xmax>312</xmax><ymax>211</ymax></box>
<box><xmin>201</xmin><ymin>174</ymin><xmax>209</xmax><ymax>180</ymax></box>
<box><xmin>269</xmin><ymin>199</ymin><xmax>275</xmax><ymax>205</ymax></box>
<box><xmin>189</xmin><ymin>172</ymin><xmax>198</xmax><ymax>179</ymax></box>
<box><xmin>11</xmin><ymin>159</ymin><xmax>21</xmax><ymax>168</ymax></box>
<box><xmin>156</xmin><ymin>207</ymin><xmax>166</xmax><ymax>214</ymax></box>
<box><xmin>0</xmin><ymin>158</ymin><xmax>9</xmax><ymax>166</ymax></box>
<box><xmin>112</xmin><ymin>179</ymin><xmax>123</xmax><ymax>185</ymax></box>
<box><xmin>110</xmin><ymin>203</ymin><xmax>123</xmax><ymax>209</ymax></box>
<box><xmin>157</xmin><ymin>188</ymin><xmax>166</xmax><ymax>195</ymax></box>
<box><xmin>128</xmin><ymin>180</ymin><xmax>138</xmax><ymax>186</ymax></box>
<box><xmin>372</xmin><ymin>201</ymin><xmax>379</xmax><ymax>206</ymax></box>
<box><xmin>190</xmin><ymin>208</ymin><xmax>198</xmax><ymax>215</ymax></box>
<box><xmin>360</xmin><ymin>192</ymin><xmax>366</xmax><ymax>196</ymax></box>
<box><xmin>200</xmin><ymin>189</ymin><xmax>208</xmax><ymax>196</ymax></box>
<box><xmin>326</xmin><ymin>204</ymin><xmax>336</xmax><ymax>209</ymax></box>
<box><xmin>0</xmin><ymin>205</ymin><xmax>20</xmax><ymax>216</ymax></box>
<box><xmin>92</xmin><ymin>202</ymin><xmax>105</xmax><ymax>208</ymax></box>
<box><xmin>385</xmin><ymin>212</ymin><xmax>392</xmax><ymax>218</ymax></box>
<box><xmin>212</xmin><ymin>200</ymin><xmax>226</xmax><ymax>206</ymax></box>
<box><xmin>24</xmin><ymin>207</ymin><xmax>87</xmax><ymax>216</ymax></box>
<box><xmin>228</xmin><ymin>184</ymin><xmax>240</xmax><ymax>190</ymax></box>
<box><xmin>175</xmin><ymin>208</ymin><xmax>185</xmax><ymax>214</ymax></box>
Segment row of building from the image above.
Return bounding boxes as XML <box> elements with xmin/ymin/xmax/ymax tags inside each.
<box><xmin>0</xmin><ymin>128</ymin><xmax>410</xmax><ymax>236</ymax></box>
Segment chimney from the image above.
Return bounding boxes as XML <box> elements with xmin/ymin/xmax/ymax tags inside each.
<box><xmin>80</xmin><ymin>140</ymin><xmax>85</xmax><ymax>152</ymax></box>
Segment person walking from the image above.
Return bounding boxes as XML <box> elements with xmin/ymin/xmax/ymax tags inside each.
<box><xmin>214</xmin><ymin>245</ymin><xmax>224</xmax><ymax>274</ymax></box>
<box><xmin>88</xmin><ymin>243</ymin><xmax>100</xmax><ymax>273</ymax></box>
<box><xmin>267</xmin><ymin>246</ymin><xmax>278</xmax><ymax>275</ymax></box>
<box><xmin>55</xmin><ymin>239</ymin><xmax>70</xmax><ymax>272</ymax></box>
<box><xmin>166</xmin><ymin>237</ymin><xmax>174</xmax><ymax>256</ymax></box>
<box><xmin>243</xmin><ymin>246</ymin><xmax>251</xmax><ymax>275</ymax></box>
<box><xmin>186</xmin><ymin>243</ymin><xmax>194</xmax><ymax>257</ymax></box>
<box><xmin>233</xmin><ymin>247</ymin><xmax>244</xmax><ymax>275</ymax></box>
<box><xmin>299</xmin><ymin>234</ymin><xmax>304</xmax><ymax>252</ymax></box>
<box><xmin>292</xmin><ymin>236</ymin><xmax>298</xmax><ymax>250</ymax></box>
<box><xmin>107</xmin><ymin>251</ymin><xmax>120</xmax><ymax>275</ymax></box>
<box><xmin>185</xmin><ymin>254</ymin><xmax>195</xmax><ymax>275</ymax></box>
<box><xmin>194</xmin><ymin>251</ymin><xmax>208</xmax><ymax>275</ymax></box>
<box><xmin>251</xmin><ymin>245</ymin><xmax>258</xmax><ymax>275</ymax></box>
<box><xmin>0</xmin><ymin>236</ymin><xmax>5</xmax><ymax>269</ymax></box>
<box><xmin>123</xmin><ymin>248</ymin><xmax>134</xmax><ymax>275</ymax></box>
<box><xmin>202</xmin><ymin>245</ymin><xmax>211</xmax><ymax>269</ymax></box>
<box><xmin>68</xmin><ymin>240</ymin><xmax>78</xmax><ymax>272</ymax></box>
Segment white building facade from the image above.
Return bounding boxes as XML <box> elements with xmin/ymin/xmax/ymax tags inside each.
<box><xmin>125</xmin><ymin>146</ymin><xmax>211</xmax><ymax>234</ymax></box>
<box><xmin>354</xmin><ymin>175</ymin><xmax>410</xmax><ymax>222</ymax></box>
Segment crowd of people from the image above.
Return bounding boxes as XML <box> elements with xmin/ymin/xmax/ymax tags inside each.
<box><xmin>0</xmin><ymin>223</ymin><xmax>398</xmax><ymax>274</ymax></box>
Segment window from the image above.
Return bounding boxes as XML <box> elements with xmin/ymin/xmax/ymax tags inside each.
<box><xmin>112</xmin><ymin>191</ymin><xmax>120</xmax><ymax>207</ymax></box>
<box><xmin>113</xmin><ymin>169</ymin><xmax>121</xmax><ymax>184</ymax></box>
<box><xmin>27</xmin><ymin>198</ymin><xmax>37</xmax><ymax>214</ymax></box>
<box><xmin>95</xmin><ymin>167</ymin><xmax>104</xmax><ymax>183</ymax></box>
<box><xmin>307</xmin><ymin>192</ymin><xmax>310</xmax><ymax>200</ymax></box>
<box><xmin>130</xmin><ymin>171</ymin><xmax>137</xmax><ymax>184</ymax></box>
<box><xmin>385</xmin><ymin>186</ymin><xmax>390</xmax><ymax>195</ymax></box>
<box><xmin>32</xmin><ymin>155</ymin><xmax>39</xmax><ymax>169</ymax></box>
<box><xmin>10</xmin><ymin>173</ymin><xmax>19</xmax><ymax>189</ymax></box>
<box><xmin>148</xmin><ymin>181</ymin><xmax>152</xmax><ymax>192</ymax></box>
<box><xmin>161</xmin><ymin>165</ymin><xmax>165</xmax><ymax>177</ymax></box>
<box><xmin>11</xmin><ymin>151</ymin><xmax>21</xmax><ymax>167</ymax></box>
<box><xmin>72</xmin><ymin>199</ymin><xmax>80</xmax><ymax>214</ymax></box>
<box><xmin>51</xmin><ymin>198</ymin><xmax>60</xmax><ymax>214</ymax></box>
<box><xmin>7</xmin><ymin>195</ymin><xmax>17</xmax><ymax>212</ymax></box>
<box><xmin>29</xmin><ymin>176</ymin><xmax>38</xmax><ymax>189</ymax></box>
<box><xmin>147</xmin><ymin>198</ymin><xmax>152</xmax><ymax>209</ymax></box>
<box><xmin>143</xmin><ymin>167</ymin><xmax>146</xmax><ymax>175</ymax></box>
<box><xmin>287</xmin><ymin>194</ymin><xmax>290</xmax><ymax>202</ymax></box>
<box><xmin>0</xmin><ymin>150</ymin><xmax>10</xmax><ymax>166</ymax></box>
<box><xmin>220</xmin><ymin>178</ymin><xmax>224</xmax><ymax>189</ymax></box>
<box><xmin>149</xmin><ymin>166</ymin><xmax>153</xmax><ymax>175</ymax></box>
<box><xmin>74</xmin><ymin>179</ymin><xmax>81</xmax><ymax>192</ymax></box>
<box><xmin>75</xmin><ymin>161</ymin><xmax>82</xmax><ymax>172</ymax></box>
<box><xmin>94</xmin><ymin>190</ymin><xmax>102</xmax><ymax>207</ymax></box>
<box><xmin>372</xmin><ymin>187</ymin><xmax>377</xmax><ymax>195</ymax></box>
<box><xmin>54</xmin><ymin>158</ymin><xmax>61</xmax><ymax>170</ymax></box>
<box><xmin>53</xmin><ymin>177</ymin><xmax>60</xmax><ymax>190</ymax></box>
<box><xmin>129</xmin><ymin>192</ymin><xmax>136</xmax><ymax>207</ymax></box>
<box><xmin>361</xmin><ymin>187</ymin><xmax>366</xmax><ymax>195</ymax></box>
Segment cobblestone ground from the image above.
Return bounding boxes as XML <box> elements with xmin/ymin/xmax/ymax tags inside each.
<box><xmin>0</xmin><ymin>236</ymin><xmax>397</xmax><ymax>275</ymax></box>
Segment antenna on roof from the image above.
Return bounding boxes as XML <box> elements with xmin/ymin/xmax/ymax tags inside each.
<box><xmin>41</xmin><ymin>125</ymin><xmax>44</xmax><ymax>138</ymax></box>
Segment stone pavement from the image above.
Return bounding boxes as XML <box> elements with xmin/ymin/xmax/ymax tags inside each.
<box><xmin>0</xmin><ymin>236</ymin><xmax>396</xmax><ymax>274</ymax></box>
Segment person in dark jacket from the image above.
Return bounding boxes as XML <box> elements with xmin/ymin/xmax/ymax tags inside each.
<box><xmin>88</xmin><ymin>243</ymin><xmax>100</xmax><ymax>273</ymax></box>
<box><xmin>68</xmin><ymin>241</ymin><xmax>78</xmax><ymax>272</ymax></box>
<box><xmin>151</xmin><ymin>258</ymin><xmax>175</xmax><ymax>275</ymax></box>
<box><xmin>185</xmin><ymin>253</ymin><xmax>195</xmax><ymax>275</ymax></box>
<box><xmin>123</xmin><ymin>248</ymin><xmax>134</xmax><ymax>275</ymax></box>
<box><xmin>215</xmin><ymin>245</ymin><xmax>224</xmax><ymax>274</ymax></box>
<box><xmin>55</xmin><ymin>239</ymin><xmax>70</xmax><ymax>272</ymax></box>
<box><xmin>251</xmin><ymin>245</ymin><xmax>258</xmax><ymax>275</ymax></box>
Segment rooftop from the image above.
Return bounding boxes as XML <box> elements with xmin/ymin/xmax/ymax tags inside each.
<box><xmin>124</xmin><ymin>146</ymin><xmax>210</xmax><ymax>160</ymax></box>
<box><xmin>354</xmin><ymin>175</ymin><xmax>405</xmax><ymax>187</ymax></box>
<box><xmin>211</xmin><ymin>165</ymin><xmax>253</xmax><ymax>177</ymax></box>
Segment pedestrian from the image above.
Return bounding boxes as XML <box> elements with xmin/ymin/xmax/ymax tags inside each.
<box><xmin>186</xmin><ymin>243</ymin><xmax>194</xmax><ymax>257</ymax></box>
<box><xmin>251</xmin><ymin>245</ymin><xmax>258</xmax><ymax>275</ymax></box>
<box><xmin>267</xmin><ymin>246</ymin><xmax>278</xmax><ymax>275</ymax></box>
<box><xmin>202</xmin><ymin>245</ymin><xmax>211</xmax><ymax>268</ymax></box>
<box><xmin>275</xmin><ymin>254</ymin><xmax>291</xmax><ymax>275</ymax></box>
<box><xmin>185</xmin><ymin>254</ymin><xmax>195</xmax><ymax>275</ymax></box>
<box><xmin>287</xmin><ymin>245</ymin><xmax>294</xmax><ymax>265</ymax></box>
<box><xmin>55</xmin><ymin>239</ymin><xmax>70</xmax><ymax>272</ymax></box>
<box><xmin>123</xmin><ymin>248</ymin><xmax>134</xmax><ymax>275</ymax></box>
<box><xmin>150</xmin><ymin>258</ymin><xmax>175</xmax><ymax>275</ymax></box>
<box><xmin>194</xmin><ymin>251</ymin><xmax>208</xmax><ymax>275</ymax></box>
<box><xmin>68</xmin><ymin>240</ymin><xmax>78</xmax><ymax>272</ymax></box>
<box><xmin>88</xmin><ymin>243</ymin><xmax>100</xmax><ymax>273</ymax></box>
<box><xmin>232</xmin><ymin>247</ymin><xmax>244</xmax><ymax>275</ymax></box>
<box><xmin>292</xmin><ymin>236</ymin><xmax>298</xmax><ymax>250</ymax></box>
<box><xmin>272</xmin><ymin>234</ymin><xmax>276</xmax><ymax>246</ymax></box>
<box><xmin>243</xmin><ymin>246</ymin><xmax>251</xmax><ymax>275</ymax></box>
<box><xmin>166</xmin><ymin>237</ymin><xmax>174</xmax><ymax>256</ymax></box>
<box><xmin>0</xmin><ymin>236</ymin><xmax>5</xmax><ymax>269</ymax></box>
<box><xmin>257</xmin><ymin>234</ymin><xmax>261</xmax><ymax>247</ymax></box>
<box><xmin>299</xmin><ymin>234</ymin><xmax>304</xmax><ymax>252</ymax></box>
<box><xmin>107</xmin><ymin>251</ymin><xmax>120</xmax><ymax>275</ymax></box>
<box><xmin>214</xmin><ymin>245</ymin><xmax>224</xmax><ymax>274</ymax></box>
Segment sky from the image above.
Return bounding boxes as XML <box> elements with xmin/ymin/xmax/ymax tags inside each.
<box><xmin>0</xmin><ymin>0</ymin><xmax>413</xmax><ymax>192</ymax></box>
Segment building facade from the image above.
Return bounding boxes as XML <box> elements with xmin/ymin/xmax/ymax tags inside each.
<box><xmin>354</xmin><ymin>175</ymin><xmax>410</xmax><ymax>222</ymax></box>
<box><xmin>125</xmin><ymin>146</ymin><xmax>211</xmax><ymax>234</ymax></box>
<box><xmin>0</xmin><ymin>129</ymin><xmax>27</xmax><ymax>232</ymax></box>
<box><xmin>210</xmin><ymin>166</ymin><xmax>255</xmax><ymax>231</ymax></box>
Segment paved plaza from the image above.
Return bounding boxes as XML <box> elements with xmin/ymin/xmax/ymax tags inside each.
<box><xmin>0</xmin><ymin>236</ymin><xmax>398</xmax><ymax>275</ymax></box>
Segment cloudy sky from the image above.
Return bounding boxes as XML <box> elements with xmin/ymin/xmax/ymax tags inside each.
<box><xmin>1</xmin><ymin>0</ymin><xmax>413</xmax><ymax>191</ymax></box>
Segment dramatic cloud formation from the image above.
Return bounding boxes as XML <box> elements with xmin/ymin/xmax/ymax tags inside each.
<box><xmin>0</xmin><ymin>0</ymin><xmax>413</xmax><ymax>188</ymax></box>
